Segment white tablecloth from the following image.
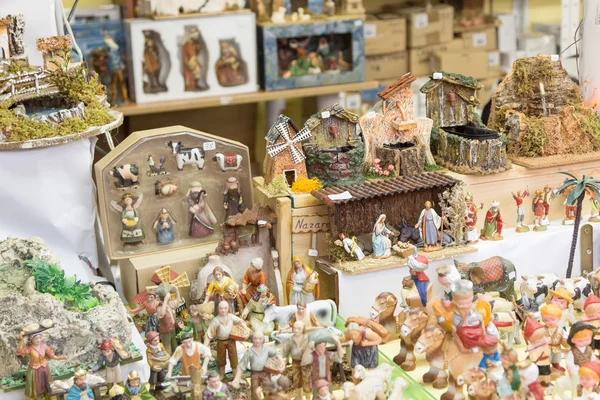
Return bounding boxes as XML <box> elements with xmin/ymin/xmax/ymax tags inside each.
<box><xmin>337</xmin><ymin>222</ymin><xmax>600</xmax><ymax>318</ymax></box>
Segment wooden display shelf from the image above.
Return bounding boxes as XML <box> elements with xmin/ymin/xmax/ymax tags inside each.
<box><xmin>116</xmin><ymin>81</ymin><xmax>379</xmax><ymax>116</ymax></box>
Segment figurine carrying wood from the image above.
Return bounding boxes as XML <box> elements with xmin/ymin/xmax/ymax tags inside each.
<box><xmin>415</xmin><ymin>201</ymin><xmax>442</xmax><ymax>251</ymax></box>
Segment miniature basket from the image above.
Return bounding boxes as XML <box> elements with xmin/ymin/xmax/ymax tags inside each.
<box><xmin>302</xmin><ymin>271</ymin><xmax>319</xmax><ymax>293</ymax></box>
<box><xmin>222</xmin><ymin>280</ymin><xmax>239</xmax><ymax>300</ymax></box>
<box><xmin>229</xmin><ymin>324</ymin><xmax>251</xmax><ymax>341</ymax></box>
<box><xmin>124</xmin><ymin>219</ymin><xmax>137</xmax><ymax>227</ymax></box>
<box><xmin>263</xmin><ymin>357</ymin><xmax>286</xmax><ymax>375</ymax></box>
<box><xmin>393</xmin><ymin>243</ymin><xmax>415</xmax><ymax>258</ymax></box>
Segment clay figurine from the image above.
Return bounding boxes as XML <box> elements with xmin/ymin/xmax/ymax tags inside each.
<box><xmin>336</xmin><ymin>233</ymin><xmax>365</xmax><ymax>261</ymax></box>
<box><xmin>416</xmin><ymin>200</ymin><xmax>442</xmax><ymax>251</ymax></box>
<box><xmin>142</xmin><ymin>31</ymin><xmax>167</xmax><ymax>93</ymax></box>
<box><xmin>182</xmin><ymin>27</ymin><xmax>208</xmax><ymax>92</ymax></box>
<box><xmin>124</xmin><ymin>370</ymin><xmax>153</xmax><ymax>399</ymax></box>
<box><xmin>108</xmin><ymin>385</ymin><xmax>126</xmax><ymax>400</ymax></box>
<box><xmin>110</xmin><ymin>193</ymin><xmax>145</xmax><ymax>245</ymax></box>
<box><xmin>407</xmin><ymin>249</ymin><xmax>430</xmax><ymax>307</ymax></box>
<box><xmin>280</xmin><ymin>321</ymin><xmax>311</xmax><ymax>400</ymax></box>
<box><xmin>286</xmin><ymin>300</ymin><xmax>324</xmax><ymax>332</ymax></box>
<box><xmin>522</xmin><ymin>318</ymin><xmax>552</xmax><ymax>387</ymax></box>
<box><xmin>187</xmin><ymin>181</ymin><xmax>217</xmax><ymax>237</ymax></box>
<box><xmin>231</xmin><ymin>331</ymin><xmax>284</xmax><ymax>400</ymax></box>
<box><xmin>286</xmin><ymin>256</ymin><xmax>319</xmax><ymax>305</ymax></box>
<box><xmin>590</xmin><ymin>196</ymin><xmax>600</xmax><ymax>222</ymax></box>
<box><xmin>516</xmin><ymin>359</ymin><xmax>543</xmax><ymax>400</ymax></box>
<box><xmin>167</xmin><ymin>141</ymin><xmax>206</xmax><ymax>171</ymax></box>
<box><xmin>314</xmin><ymin>379</ymin><xmax>335</xmax><ymax>400</ymax></box>
<box><xmin>67</xmin><ymin>369</ymin><xmax>94</xmax><ymax>400</ymax></box>
<box><xmin>454</xmin><ymin>256</ymin><xmax>518</xmax><ymax>301</ymax></box>
<box><xmin>566</xmin><ymin>322</ymin><xmax>597</xmax><ymax>387</ymax></box>
<box><xmin>104</xmin><ymin>34</ymin><xmax>129</xmax><ymax>104</ymax></box>
<box><xmin>204</xmin><ymin>266</ymin><xmax>239</xmax><ymax>314</ymax></box>
<box><xmin>480</xmin><ymin>201</ymin><xmax>503</xmax><ymax>240</ymax></box>
<box><xmin>147</xmin><ymin>154</ymin><xmax>168</xmax><ymax>176</ymax></box>
<box><xmin>145</xmin><ymin>331</ymin><xmax>169</xmax><ymax>391</ymax></box>
<box><xmin>166</xmin><ymin>332</ymin><xmax>212</xmax><ymax>379</ymax></box>
<box><xmin>548</xmin><ymin>287</ymin><xmax>576</xmax><ymax>327</ymax></box>
<box><xmin>301</xmin><ymin>338</ymin><xmax>344</xmax><ymax>398</ymax></box>
<box><xmin>564</xmin><ymin>198</ymin><xmax>578</xmax><ymax>225</ymax></box>
<box><xmin>188</xmin><ymin>303</ymin><xmax>213</xmax><ymax>342</ymax></box>
<box><xmin>152</xmin><ymin>208</ymin><xmax>176</xmax><ymax>245</ymax></box>
<box><xmin>213</xmin><ymin>153</ymin><xmax>243</xmax><ymax>172</ymax></box>
<box><xmin>89</xmin><ymin>339</ymin><xmax>123</xmax><ymax>388</ymax></box>
<box><xmin>110</xmin><ymin>164</ymin><xmax>139</xmax><ymax>190</ymax></box>
<box><xmin>157</xmin><ymin>290</ymin><xmax>178</xmax><ymax>355</ymax></box>
<box><xmin>577</xmin><ymin>362</ymin><xmax>600</xmax><ymax>398</ymax></box>
<box><xmin>372</xmin><ymin>214</ymin><xmax>392</xmax><ymax>258</ymax></box>
<box><xmin>465</xmin><ymin>192</ymin><xmax>482</xmax><ymax>243</ymax></box>
<box><xmin>496</xmin><ymin>344</ymin><xmax>521</xmax><ymax>399</ymax></box>
<box><xmin>154</xmin><ymin>178</ymin><xmax>178</xmax><ymax>197</ymax></box>
<box><xmin>583</xmin><ymin>294</ymin><xmax>600</xmax><ymax>350</ymax></box>
<box><xmin>203</xmin><ymin>371</ymin><xmax>231</xmax><ymax>400</ymax></box>
<box><xmin>512</xmin><ymin>188</ymin><xmax>530</xmax><ymax>232</ymax></box>
<box><xmin>540</xmin><ymin>304</ymin><xmax>569</xmax><ymax>373</ymax></box>
<box><xmin>215</xmin><ymin>39</ymin><xmax>247</xmax><ymax>87</ymax></box>
<box><xmin>541</xmin><ymin>184</ymin><xmax>556</xmax><ymax>225</ymax></box>
<box><xmin>532</xmin><ymin>189</ymin><xmax>547</xmax><ymax>231</ymax></box>
<box><xmin>240</xmin><ymin>258</ymin><xmax>267</xmax><ymax>308</ymax></box>
<box><xmin>242</xmin><ymin>284</ymin><xmax>277</xmax><ymax>334</ymax></box>
<box><xmin>129</xmin><ymin>288</ymin><xmax>160</xmax><ymax>333</ymax></box>
<box><xmin>435</xmin><ymin>264</ymin><xmax>461</xmax><ymax>306</ymax></box>
<box><xmin>17</xmin><ymin>323</ymin><xmax>67</xmax><ymax>400</ymax></box>
<box><xmin>205</xmin><ymin>300</ymin><xmax>248</xmax><ymax>379</ymax></box>
<box><xmin>342</xmin><ymin>322</ymin><xmax>382</xmax><ymax>377</ymax></box>
<box><xmin>223</xmin><ymin>176</ymin><xmax>246</xmax><ymax>219</ymax></box>
<box><xmin>259</xmin><ymin>376</ymin><xmax>292</xmax><ymax>400</ymax></box>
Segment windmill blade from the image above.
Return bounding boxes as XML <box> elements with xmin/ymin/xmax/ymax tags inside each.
<box><xmin>292</xmin><ymin>126</ymin><xmax>312</xmax><ymax>143</ymax></box>
<box><xmin>155</xmin><ymin>266</ymin><xmax>172</xmax><ymax>283</ymax></box>
<box><xmin>171</xmin><ymin>272</ymin><xmax>190</xmax><ymax>289</ymax></box>
<box><xmin>288</xmin><ymin>145</ymin><xmax>306</xmax><ymax>164</ymax></box>
<box><xmin>275</xmin><ymin>121</ymin><xmax>291</xmax><ymax>141</ymax></box>
<box><xmin>267</xmin><ymin>142</ymin><xmax>289</xmax><ymax>158</ymax></box>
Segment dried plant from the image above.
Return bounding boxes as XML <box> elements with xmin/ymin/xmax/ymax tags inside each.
<box><xmin>438</xmin><ymin>182</ymin><xmax>467</xmax><ymax>246</ymax></box>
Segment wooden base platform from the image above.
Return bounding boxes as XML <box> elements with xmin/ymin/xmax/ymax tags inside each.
<box><xmin>510</xmin><ymin>151</ymin><xmax>600</xmax><ymax>169</ymax></box>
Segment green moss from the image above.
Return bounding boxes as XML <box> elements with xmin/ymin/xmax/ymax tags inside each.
<box><xmin>579</xmin><ymin>108</ymin><xmax>600</xmax><ymax>150</ymax></box>
<box><xmin>491</xmin><ymin>104</ymin><xmax>513</xmax><ymax>132</ymax></box>
<box><xmin>84</xmin><ymin>102</ymin><xmax>113</xmax><ymax>126</ymax></box>
<box><xmin>266</xmin><ymin>175</ymin><xmax>291</xmax><ymax>196</ymax></box>
<box><xmin>0</xmin><ymin>60</ymin><xmax>36</xmax><ymax>78</ymax></box>
<box><xmin>48</xmin><ymin>65</ymin><xmax>106</xmax><ymax>105</ymax></box>
<box><xmin>430</xmin><ymin>127</ymin><xmax>440</xmax><ymax>154</ymax></box>
<box><xmin>517</xmin><ymin>115</ymin><xmax>548</xmax><ymax>157</ymax></box>
<box><xmin>424</xmin><ymin>163</ymin><xmax>445</xmax><ymax>172</ymax></box>
<box><xmin>512</xmin><ymin>56</ymin><xmax>554</xmax><ymax>98</ymax></box>
<box><xmin>421</xmin><ymin>71</ymin><xmax>480</xmax><ymax>92</ymax></box>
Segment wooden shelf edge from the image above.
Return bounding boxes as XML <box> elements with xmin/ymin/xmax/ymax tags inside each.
<box><xmin>116</xmin><ymin>81</ymin><xmax>380</xmax><ymax>116</ymax></box>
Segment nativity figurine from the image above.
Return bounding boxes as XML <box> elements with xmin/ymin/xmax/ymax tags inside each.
<box><xmin>286</xmin><ymin>256</ymin><xmax>319</xmax><ymax>306</ymax></box>
<box><xmin>110</xmin><ymin>193</ymin><xmax>145</xmax><ymax>245</ymax></box>
<box><xmin>240</xmin><ymin>257</ymin><xmax>266</xmax><ymax>308</ymax></box>
<box><xmin>336</xmin><ymin>233</ymin><xmax>365</xmax><ymax>261</ymax></box>
<box><xmin>465</xmin><ymin>192</ymin><xmax>482</xmax><ymax>243</ymax></box>
<box><xmin>416</xmin><ymin>200</ymin><xmax>442</xmax><ymax>251</ymax></box>
<box><xmin>480</xmin><ymin>201</ymin><xmax>503</xmax><ymax>240</ymax></box>
<box><xmin>223</xmin><ymin>176</ymin><xmax>245</xmax><ymax>219</ymax></box>
<box><xmin>204</xmin><ymin>266</ymin><xmax>238</xmax><ymax>315</ymax></box>
<box><xmin>89</xmin><ymin>339</ymin><xmax>123</xmax><ymax>389</ymax></box>
<box><xmin>187</xmin><ymin>181</ymin><xmax>217</xmax><ymax>237</ymax></box>
<box><xmin>372</xmin><ymin>214</ymin><xmax>392</xmax><ymax>258</ymax></box>
<box><xmin>152</xmin><ymin>207</ymin><xmax>176</xmax><ymax>245</ymax></box>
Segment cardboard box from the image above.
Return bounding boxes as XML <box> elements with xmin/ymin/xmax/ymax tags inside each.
<box><xmin>458</xmin><ymin>26</ymin><xmax>498</xmax><ymax>51</ymax></box>
<box><xmin>408</xmin><ymin>39</ymin><xmax>463</xmax><ymax>76</ymax></box>
<box><xmin>434</xmin><ymin>50</ymin><xmax>500</xmax><ymax>80</ymax></box>
<box><xmin>365</xmin><ymin>51</ymin><xmax>408</xmax><ymax>81</ymax></box>
<box><xmin>400</xmin><ymin>4</ymin><xmax>454</xmax><ymax>48</ymax></box>
<box><xmin>364</xmin><ymin>14</ymin><xmax>406</xmax><ymax>55</ymax></box>
<box><xmin>497</xmin><ymin>13</ymin><xmax>517</xmax><ymax>52</ymax></box>
<box><xmin>518</xmin><ymin>32</ymin><xmax>557</xmax><ymax>57</ymax></box>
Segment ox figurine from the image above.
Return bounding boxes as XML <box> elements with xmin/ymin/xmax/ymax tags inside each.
<box><xmin>110</xmin><ymin>164</ymin><xmax>139</xmax><ymax>189</ymax></box>
<box><xmin>262</xmin><ymin>299</ymin><xmax>337</xmax><ymax>327</ymax></box>
<box><xmin>213</xmin><ymin>153</ymin><xmax>243</xmax><ymax>172</ymax></box>
<box><xmin>454</xmin><ymin>256</ymin><xmax>517</xmax><ymax>301</ymax></box>
<box><xmin>167</xmin><ymin>141</ymin><xmax>205</xmax><ymax>171</ymax></box>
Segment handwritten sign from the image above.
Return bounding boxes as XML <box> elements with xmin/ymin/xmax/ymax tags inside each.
<box><xmin>292</xmin><ymin>215</ymin><xmax>330</xmax><ymax>233</ymax></box>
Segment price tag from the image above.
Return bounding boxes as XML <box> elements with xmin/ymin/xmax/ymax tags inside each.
<box><xmin>321</xmin><ymin>111</ymin><xmax>331</xmax><ymax>118</ymax></box>
<box><xmin>433</xmin><ymin>72</ymin><xmax>443</xmax><ymax>80</ymax></box>
<box><xmin>509</xmin><ymin>271</ymin><xmax>516</xmax><ymax>280</ymax></box>
<box><xmin>414</xmin><ymin>13</ymin><xmax>429</xmax><ymax>29</ymax></box>
<box><xmin>551</xmin><ymin>54</ymin><xmax>560</xmax><ymax>61</ymax></box>
<box><xmin>346</xmin><ymin>94</ymin><xmax>361</xmax><ymax>110</ymax></box>
<box><xmin>203</xmin><ymin>142</ymin><xmax>216</xmax><ymax>151</ymax></box>
<box><xmin>472</xmin><ymin>32</ymin><xmax>488</xmax><ymax>48</ymax></box>
<box><xmin>364</xmin><ymin>23</ymin><xmax>377</xmax><ymax>38</ymax></box>
<box><xmin>308</xmin><ymin>249</ymin><xmax>318</xmax><ymax>257</ymax></box>
<box><xmin>488</xmin><ymin>52</ymin><xmax>500</xmax><ymax>66</ymax></box>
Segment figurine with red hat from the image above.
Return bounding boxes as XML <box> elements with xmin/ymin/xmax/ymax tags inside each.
<box><xmin>577</xmin><ymin>361</ymin><xmax>600</xmax><ymax>397</ymax></box>
<box><xmin>540</xmin><ymin>304</ymin><xmax>569</xmax><ymax>374</ymax></box>
<box><xmin>583</xmin><ymin>294</ymin><xmax>600</xmax><ymax>350</ymax></box>
<box><xmin>89</xmin><ymin>339</ymin><xmax>123</xmax><ymax>388</ymax></box>
<box><xmin>315</xmin><ymin>379</ymin><xmax>335</xmax><ymax>400</ymax></box>
<box><xmin>145</xmin><ymin>331</ymin><xmax>170</xmax><ymax>390</ymax></box>
<box><xmin>566</xmin><ymin>321</ymin><xmax>597</xmax><ymax>377</ymax></box>
<box><xmin>517</xmin><ymin>359</ymin><xmax>544</xmax><ymax>400</ymax></box>
<box><xmin>407</xmin><ymin>248</ymin><xmax>430</xmax><ymax>307</ymax></box>
<box><xmin>522</xmin><ymin>318</ymin><xmax>552</xmax><ymax>387</ymax></box>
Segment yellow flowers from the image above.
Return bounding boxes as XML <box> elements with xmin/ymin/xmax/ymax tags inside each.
<box><xmin>292</xmin><ymin>177</ymin><xmax>323</xmax><ymax>193</ymax></box>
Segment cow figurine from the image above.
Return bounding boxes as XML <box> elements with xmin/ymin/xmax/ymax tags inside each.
<box><xmin>213</xmin><ymin>153</ymin><xmax>243</xmax><ymax>172</ymax></box>
<box><xmin>552</xmin><ymin>277</ymin><xmax>592</xmax><ymax>310</ymax></box>
<box><xmin>110</xmin><ymin>164</ymin><xmax>139</xmax><ymax>189</ymax></box>
<box><xmin>167</xmin><ymin>141</ymin><xmax>205</xmax><ymax>171</ymax></box>
<box><xmin>262</xmin><ymin>299</ymin><xmax>337</xmax><ymax>327</ymax></box>
<box><xmin>454</xmin><ymin>256</ymin><xmax>517</xmax><ymax>301</ymax></box>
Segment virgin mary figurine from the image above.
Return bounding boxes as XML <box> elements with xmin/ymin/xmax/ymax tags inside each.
<box><xmin>372</xmin><ymin>214</ymin><xmax>392</xmax><ymax>259</ymax></box>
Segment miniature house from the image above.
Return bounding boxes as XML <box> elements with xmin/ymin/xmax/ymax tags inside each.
<box><xmin>0</xmin><ymin>19</ymin><xmax>10</xmax><ymax>59</ymax></box>
<box><xmin>421</xmin><ymin>71</ymin><xmax>510</xmax><ymax>174</ymax></box>
<box><xmin>0</xmin><ymin>14</ymin><xmax>24</xmax><ymax>62</ymax></box>
<box><xmin>36</xmin><ymin>36</ymin><xmax>72</xmax><ymax>70</ymax></box>
<box><xmin>263</xmin><ymin>114</ymin><xmax>311</xmax><ymax>186</ymax></box>
<box><xmin>302</xmin><ymin>103</ymin><xmax>365</xmax><ymax>187</ymax></box>
<box><xmin>360</xmin><ymin>73</ymin><xmax>433</xmax><ymax>177</ymax></box>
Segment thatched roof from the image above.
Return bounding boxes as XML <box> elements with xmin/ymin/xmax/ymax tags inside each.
<box><xmin>378</xmin><ymin>73</ymin><xmax>417</xmax><ymax>100</ymax></box>
<box><xmin>420</xmin><ymin>71</ymin><xmax>482</xmax><ymax>94</ymax></box>
<box><xmin>225</xmin><ymin>203</ymin><xmax>277</xmax><ymax>228</ymax></box>
<box><xmin>304</xmin><ymin>103</ymin><xmax>359</xmax><ymax>131</ymax></box>
<box><xmin>36</xmin><ymin>36</ymin><xmax>72</xmax><ymax>53</ymax></box>
<box><xmin>265</xmin><ymin>114</ymin><xmax>299</xmax><ymax>144</ymax></box>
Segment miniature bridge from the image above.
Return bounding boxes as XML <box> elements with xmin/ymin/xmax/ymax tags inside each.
<box><xmin>0</xmin><ymin>69</ymin><xmax>59</xmax><ymax>106</ymax></box>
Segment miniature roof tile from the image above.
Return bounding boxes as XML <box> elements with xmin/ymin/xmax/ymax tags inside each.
<box><xmin>420</xmin><ymin>71</ymin><xmax>482</xmax><ymax>94</ymax></box>
<box><xmin>36</xmin><ymin>36</ymin><xmax>72</xmax><ymax>53</ymax></box>
<box><xmin>304</xmin><ymin>103</ymin><xmax>359</xmax><ymax>130</ymax></box>
<box><xmin>265</xmin><ymin>114</ymin><xmax>299</xmax><ymax>144</ymax></box>
<box><xmin>311</xmin><ymin>172</ymin><xmax>459</xmax><ymax>206</ymax></box>
<box><xmin>378</xmin><ymin>73</ymin><xmax>417</xmax><ymax>100</ymax></box>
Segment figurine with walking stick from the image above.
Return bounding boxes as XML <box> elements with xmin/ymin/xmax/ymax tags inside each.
<box><xmin>415</xmin><ymin>200</ymin><xmax>442</xmax><ymax>252</ymax></box>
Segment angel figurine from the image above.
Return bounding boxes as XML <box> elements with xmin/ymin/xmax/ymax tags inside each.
<box><xmin>111</xmin><ymin>193</ymin><xmax>145</xmax><ymax>245</ymax></box>
<box><xmin>152</xmin><ymin>207</ymin><xmax>176</xmax><ymax>245</ymax></box>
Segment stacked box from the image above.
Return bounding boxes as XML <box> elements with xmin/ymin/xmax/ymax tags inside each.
<box><xmin>449</xmin><ymin>22</ymin><xmax>501</xmax><ymax>81</ymax></box>
<box><xmin>400</xmin><ymin>5</ymin><xmax>454</xmax><ymax>48</ymax></box>
<box><xmin>364</xmin><ymin>13</ymin><xmax>408</xmax><ymax>81</ymax></box>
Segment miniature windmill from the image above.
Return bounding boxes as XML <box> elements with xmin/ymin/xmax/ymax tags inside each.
<box><xmin>133</xmin><ymin>265</ymin><xmax>190</xmax><ymax>313</ymax></box>
<box><xmin>266</xmin><ymin>119</ymin><xmax>312</xmax><ymax>164</ymax></box>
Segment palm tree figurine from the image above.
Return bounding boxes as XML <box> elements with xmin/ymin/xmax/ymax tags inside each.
<box><xmin>557</xmin><ymin>173</ymin><xmax>600</xmax><ymax>278</ymax></box>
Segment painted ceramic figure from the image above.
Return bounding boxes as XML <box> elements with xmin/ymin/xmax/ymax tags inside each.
<box><xmin>188</xmin><ymin>304</ymin><xmax>213</xmax><ymax>342</ymax></box>
<box><xmin>158</xmin><ymin>291</ymin><xmax>177</xmax><ymax>355</ymax></box>
<box><xmin>479</xmin><ymin>336</ymin><xmax>501</xmax><ymax>378</ymax></box>
<box><xmin>67</xmin><ymin>369</ymin><xmax>94</xmax><ymax>400</ymax></box>
<box><xmin>548</xmin><ymin>287</ymin><xmax>576</xmax><ymax>327</ymax></box>
<box><xmin>108</xmin><ymin>385</ymin><xmax>125</xmax><ymax>400</ymax></box>
<box><xmin>129</xmin><ymin>288</ymin><xmax>160</xmax><ymax>333</ymax></box>
<box><xmin>240</xmin><ymin>258</ymin><xmax>266</xmax><ymax>308</ymax></box>
<box><xmin>187</xmin><ymin>181</ymin><xmax>217</xmax><ymax>237</ymax></box>
<box><xmin>465</xmin><ymin>192</ymin><xmax>482</xmax><ymax>243</ymax></box>
<box><xmin>145</xmin><ymin>331</ymin><xmax>169</xmax><ymax>391</ymax></box>
<box><xmin>223</xmin><ymin>177</ymin><xmax>245</xmax><ymax>219</ymax></box>
<box><xmin>202</xmin><ymin>371</ymin><xmax>231</xmax><ymax>400</ymax></box>
<box><xmin>152</xmin><ymin>208</ymin><xmax>176</xmax><ymax>245</ymax></box>
<box><xmin>541</xmin><ymin>184</ymin><xmax>556</xmax><ymax>225</ymax></box>
<box><xmin>532</xmin><ymin>189</ymin><xmax>547</xmax><ymax>231</ymax></box>
<box><xmin>104</xmin><ymin>34</ymin><xmax>128</xmax><ymax>104</ymax></box>
<box><xmin>512</xmin><ymin>188</ymin><xmax>530</xmax><ymax>232</ymax></box>
<box><xmin>337</xmin><ymin>233</ymin><xmax>365</xmax><ymax>261</ymax></box>
<box><xmin>110</xmin><ymin>164</ymin><xmax>139</xmax><ymax>190</ymax></box>
<box><xmin>89</xmin><ymin>340</ymin><xmax>123</xmax><ymax>388</ymax></box>
<box><xmin>231</xmin><ymin>331</ymin><xmax>284</xmax><ymax>400</ymax></box>
<box><xmin>166</xmin><ymin>332</ymin><xmax>211</xmax><ymax>379</ymax></box>
<box><xmin>301</xmin><ymin>338</ymin><xmax>344</xmax><ymax>398</ymax></box>
<box><xmin>583</xmin><ymin>295</ymin><xmax>600</xmax><ymax>351</ymax></box>
<box><xmin>590</xmin><ymin>196</ymin><xmax>600</xmax><ymax>222</ymax></box>
<box><xmin>204</xmin><ymin>266</ymin><xmax>238</xmax><ymax>314</ymax></box>
<box><xmin>143</xmin><ymin>31</ymin><xmax>165</xmax><ymax>92</ymax></box>
<box><xmin>564</xmin><ymin>199</ymin><xmax>578</xmax><ymax>225</ymax></box>
<box><xmin>286</xmin><ymin>256</ymin><xmax>319</xmax><ymax>305</ymax></box>
<box><xmin>110</xmin><ymin>193</ymin><xmax>145</xmax><ymax>245</ymax></box>
<box><xmin>286</xmin><ymin>300</ymin><xmax>323</xmax><ymax>332</ymax></box>
<box><xmin>435</xmin><ymin>264</ymin><xmax>461</xmax><ymax>307</ymax></box>
<box><xmin>17</xmin><ymin>327</ymin><xmax>67</xmax><ymax>400</ymax></box>
<box><xmin>523</xmin><ymin>318</ymin><xmax>551</xmax><ymax>387</ymax></box>
<box><xmin>146</xmin><ymin>154</ymin><xmax>167</xmax><ymax>176</ymax></box>
<box><xmin>416</xmin><ymin>200</ymin><xmax>442</xmax><ymax>251</ymax></box>
<box><xmin>215</xmin><ymin>40</ymin><xmax>246</xmax><ymax>87</ymax></box>
<box><xmin>517</xmin><ymin>360</ymin><xmax>543</xmax><ymax>400</ymax></box>
<box><xmin>281</xmin><ymin>321</ymin><xmax>311</xmax><ymax>400</ymax></box>
<box><xmin>124</xmin><ymin>371</ymin><xmax>154</xmax><ymax>400</ymax></box>
<box><xmin>566</xmin><ymin>322</ymin><xmax>597</xmax><ymax>390</ymax></box>
<box><xmin>205</xmin><ymin>301</ymin><xmax>248</xmax><ymax>379</ymax></box>
<box><xmin>496</xmin><ymin>344</ymin><xmax>521</xmax><ymax>399</ymax></box>
<box><xmin>182</xmin><ymin>27</ymin><xmax>207</xmax><ymax>92</ymax></box>
<box><xmin>407</xmin><ymin>249</ymin><xmax>430</xmax><ymax>307</ymax></box>
<box><xmin>242</xmin><ymin>284</ymin><xmax>276</xmax><ymax>334</ymax></box>
<box><xmin>342</xmin><ymin>322</ymin><xmax>382</xmax><ymax>376</ymax></box>
<box><xmin>577</xmin><ymin>362</ymin><xmax>600</xmax><ymax>397</ymax></box>
<box><xmin>480</xmin><ymin>201</ymin><xmax>503</xmax><ymax>241</ymax></box>
<box><xmin>540</xmin><ymin>304</ymin><xmax>569</xmax><ymax>373</ymax></box>
<box><xmin>372</xmin><ymin>214</ymin><xmax>392</xmax><ymax>259</ymax></box>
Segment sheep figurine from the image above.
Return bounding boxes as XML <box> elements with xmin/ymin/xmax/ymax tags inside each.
<box><xmin>342</xmin><ymin>377</ymin><xmax>388</xmax><ymax>400</ymax></box>
<box><xmin>388</xmin><ymin>378</ymin><xmax>409</xmax><ymax>400</ymax></box>
<box><xmin>353</xmin><ymin>364</ymin><xmax>393</xmax><ymax>394</ymax></box>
